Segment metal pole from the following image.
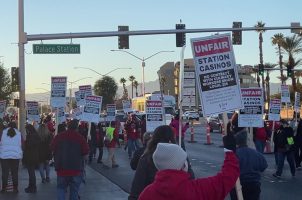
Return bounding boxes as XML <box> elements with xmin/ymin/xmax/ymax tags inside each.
<box><xmin>69</xmin><ymin>83</ymin><xmax>72</xmax><ymax>112</ymax></box>
<box><xmin>18</xmin><ymin>0</ymin><xmax>26</xmax><ymax>136</ymax></box>
<box><xmin>178</xmin><ymin>46</ymin><xmax>186</xmax><ymax>146</ymax></box>
<box><xmin>142</xmin><ymin>61</ymin><xmax>145</xmax><ymax>96</ymax></box>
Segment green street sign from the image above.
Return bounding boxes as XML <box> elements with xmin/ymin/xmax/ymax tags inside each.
<box><xmin>33</xmin><ymin>44</ymin><xmax>81</xmax><ymax>54</ymax></box>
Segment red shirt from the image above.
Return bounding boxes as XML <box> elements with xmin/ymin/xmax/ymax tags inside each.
<box><xmin>139</xmin><ymin>152</ymin><xmax>239</xmax><ymax>200</ymax></box>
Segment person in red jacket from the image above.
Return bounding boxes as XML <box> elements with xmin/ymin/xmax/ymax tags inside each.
<box><xmin>139</xmin><ymin>142</ymin><xmax>239</xmax><ymax>200</ymax></box>
<box><xmin>51</xmin><ymin>119</ymin><xmax>89</xmax><ymax>200</ymax></box>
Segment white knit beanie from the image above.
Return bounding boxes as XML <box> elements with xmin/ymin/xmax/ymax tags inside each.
<box><xmin>153</xmin><ymin>143</ymin><xmax>187</xmax><ymax>171</ymax></box>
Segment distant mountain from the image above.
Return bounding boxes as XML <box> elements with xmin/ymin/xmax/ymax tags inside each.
<box><xmin>26</xmin><ymin>79</ymin><xmax>160</xmax><ymax>101</ymax></box>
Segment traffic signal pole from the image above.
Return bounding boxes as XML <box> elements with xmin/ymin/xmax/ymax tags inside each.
<box><xmin>18</xmin><ymin>0</ymin><xmax>301</xmax><ymax>138</ymax></box>
<box><xmin>18</xmin><ymin>0</ymin><xmax>26</xmax><ymax>136</ymax></box>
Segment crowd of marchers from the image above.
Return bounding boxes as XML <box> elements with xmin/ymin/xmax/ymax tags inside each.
<box><xmin>0</xmin><ymin>111</ymin><xmax>301</xmax><ymax>200</ymax></box>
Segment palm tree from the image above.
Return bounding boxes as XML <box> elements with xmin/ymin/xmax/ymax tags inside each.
<box><xmin>128</xmin><ymin>75</ymin><xmax>136</xmax><ymax>99</ymax></box>
<box><xmin>281</xmin><ymin>34</ymin><xmax>302</xmax><ymax>91</ymax></box>
<box><xmin>255</xmin><ymin>21</ymin><xmax>266</xmax><ymax>103</ymax></box>
<box><xmin>272</xmin><ymin>33</ymin><xmax>285</xmax><ymax>84</ymax></box>
<box><xmin>264</xmin><ymin>63</ymin><xmax>277</xmax><ymax>106</ymax></box>
<box><xmin>252</xmin><ymin>64</ymin><xmax>261</xmax><ymax>87</ymax></box>
<box><xmin>133</xmin><ymin>80</ymin><xmax>139</xmax><ymax>97</ymax></box>
<box><xmin>94</xmin><ymin>76</ymin><xmax>118</xmax><ymax>108</ymax></box>
<box><xmin>120</xmin><ymin>77</ymin><xmax>128</xmax><ymax>99</ymax></box>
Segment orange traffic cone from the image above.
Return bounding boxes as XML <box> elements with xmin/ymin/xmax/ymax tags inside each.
<box><xmin>188</xmin><ymin>125</ymin><xmax>197</xmax><ymax>143</ymax></box>
<box><xmin>204</xmin><ymin>124</ymin><xmax>213</xmax><ymax>145</ymax></box>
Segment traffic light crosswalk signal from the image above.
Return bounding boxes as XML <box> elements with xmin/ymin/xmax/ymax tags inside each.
<box><xmin>258</xmin><ymin>64</ymin><xmax>264</xmax><ymax>75</ymax></box>
<box><xmin>118</xmin><ymin>26</ymin><xmax>129</xmax><ymax>49</ymax></box>
<box><xmin>176</xmin><ymin>24</ymin><xmax>186</xmax><ymax>47</ymax></box>
<box><xmin>232</xmin><ymin>22</ymin><xmax>242</xmax><ymax>45</ymax></box>
<box><xmin>287</xmin><ymin>67</ymin><xmax>293</xmax><ymax>77</ymax></box>
<box><xmin>11</xmin><ymin>67</ymin><xmax>19</xmax><ymax>92</ymax></box>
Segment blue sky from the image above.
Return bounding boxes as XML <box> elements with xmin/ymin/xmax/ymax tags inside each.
<box><xmin>0</xmin><ymin>0</ymin><xmax>301</xmax><ymax>94</ymax></box>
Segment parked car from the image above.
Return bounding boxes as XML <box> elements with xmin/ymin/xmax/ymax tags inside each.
<box><xmin>182</xmin><ymin>111</ymin><xmax>199</xmax><ymax>121</ymax></box>
<box><xmin>207</xmin><ymin>115</ymin><xmax>222</xmax><ymax>133</ymax></box>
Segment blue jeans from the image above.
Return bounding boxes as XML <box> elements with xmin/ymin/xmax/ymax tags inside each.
<box><xmin>128</xmin><ymin>139</ymin><xmax>138</xmax><ymax>158</ymax></box>
<box><xmin>57</xmin><ymin>175</ymin><xmax>82</xmax><ymax>200</ymax></box>
<box><xmin>255</xmin><ymin>140</ymin><xmax>265</xmax><ymax>154</ymax></box>
<box><xmin>39</xmin><ymin>161</ymin><xmax>50</xmax><ymax>179</ymax></box>
<box><xmin>276</xmin><ymin>151</ymin><xmax>296</xmax><ymax>176</ymax></box>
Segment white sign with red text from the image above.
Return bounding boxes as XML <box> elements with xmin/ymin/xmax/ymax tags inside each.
<box><xmin>78</xmin><ymin>85</ymin><xmax>93</xmax><ymax>106</ymax></box>
<box><xmin>281</xmin><ymin>84</ymin><xmax>290</xmax><ymax>103</ymax></box>
<box><xmin>26</xmin><ymin>101</ymin><xmax>40</xmax><ymax>123</ymax></box>
<box><xmin>269</xmin><ymin>99</ymin><xmax>281</xmax><ymax>121</ymax></box>
<box><xmin>106</xmin><ymin>104</ymin><xmax>116</xmax><ymax>122</ymax></box>
<box><xmin>190</xmin><ymin>34</ymin><xmax>243</xmax><ymax>116</ymax></box>
<box><xmin>50</xmin><ymin>76</ymin><xmax>67</xmax><ymax>107</ymax></box>
<box><xmin>146</xmin><ymin>100</ymin><xmax>164</xmax><ymax>132</ymax></box>
<box><xmin>82</xmin><ymin>95</ymin><xmax>102</xmax><ymax>123</ymax></box>
<box><xmin>238</xmin><ymin>88</ymin><xmax>263</xmax><ymax>127</ymax></box>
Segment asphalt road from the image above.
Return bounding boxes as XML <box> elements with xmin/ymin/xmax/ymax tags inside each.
<box><xmin>89</xmin><ymin>122</ymin><xmax>302</xmax><ymax>200</ymax></box>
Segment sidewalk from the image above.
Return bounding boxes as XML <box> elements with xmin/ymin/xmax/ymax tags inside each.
<box><xmin>1</xmin><ymin>164</ymin><xmax>128</xmax><ymax>200</ymax></box>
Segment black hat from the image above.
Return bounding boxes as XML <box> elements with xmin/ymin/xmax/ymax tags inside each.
<box><xmin>235</xmin><ymin>130</ymin><xmax>247</xmax><ymax>146</ymax></box>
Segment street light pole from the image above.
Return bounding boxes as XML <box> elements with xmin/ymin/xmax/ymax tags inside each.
<box><xmin>73</xmin><ymin>67</ymin><xmax>131</xmax><ymax>77</ymax></box>
<box><xmin>111</xmin><ymin>50</ymin><xmax>174</xmax><ymax>96</ymax></box>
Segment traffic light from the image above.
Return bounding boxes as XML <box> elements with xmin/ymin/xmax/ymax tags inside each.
<box><xmin>287</xmin><ymin>67</ymin><xmax>293</xmax><ymax>77</ymax></box>
<box><xmin>11</xmin><ymin>67</ymin><xmax>19</xmax><ymax>92</ymax></box>
<box><xmin>232</xmin><ymin>22</ymin><xmax>242</xmax><ymax>45</ymax></box>
<box><xmin>176</xmin><ymin>24</ymin><xmax>186</xmax><ymax>47</ymax></box>
<box><xmin>258</xmin><ymin>64</ymin><xmax>264</xmax><ymax>75</ymax></box>
<box><xmin>118</xmin><ymin>26</ymin><xmax>129</xmax><ymax>49</ymax></box>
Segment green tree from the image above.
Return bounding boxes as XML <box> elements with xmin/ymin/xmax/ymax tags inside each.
<box><xmin>0</xmin><ymin>62</ymin><xmax>13</xmax><ymax>102</ymax></box>
<box><xmin>128</xmin><ymin>75</ymin><xmax>136</xmax><ymax>99</ymax></box>
<box><xmin>255</xmin><ymin>21</ymin><xmax>266</xmax><ymax>103</ymax></box>
<box><xmin>272</xmin><ymin>33</ymin><xmax>285</xmax><ymax>84</ymax></box>
<box><xmin>120</xmin><ymin>77</ymin><xmax>128</xmax><ymax>100</ymax></box>
<box><xmin>281</xmin><ymin>34</ymin><xmax>302</xmax><ymax>91</ymax></box>
<box><xmin>94</xmin><ymin>76</ymin><xmax>118</xmax><ymax>108</ymax></box>
<box><xmin>133</xmin><ymin>80</ymin><xmax>139</xmax><ymax>97</ymax></box>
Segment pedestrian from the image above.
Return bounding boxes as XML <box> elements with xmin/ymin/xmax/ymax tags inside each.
<box><xmin>37</xmin><ymin>123</ymin><xmax>53</xmax><ymax>183</ymax></box>
<box><xmin>125</xmin><ymin>114</ymin><xmax>140</xmax><ymax>159</ymax></box>
<box><xmin>139</xmin><ymin>115</ymin><xmax>146</xmax><ymax>141</ymax></box>
<box><xmin>103</xmin><ymin>121</ymin><xmax>120</xmax><ymax>168</ymax></box>
<box><xmin>169</xmin><ymin>114</ymin><xmax>189</xmax><ymax>151</ymax></box>
<box><xmin>253</xmin><ymin>122</ymin><xmax>269</xmax><ymax>154</ymax></box>
<box><xmin>232</xmin><ymin>129</ymin><xmax>268</xmax><ymax>200</ymax></box>
<box><xmin>130</xmin><ymin>132</ymin><xmax>152</xmax><ymax>170</ymax></box>
<box><xmin>44</xmin><ymin>115</ymin><xmax>55</xmax><ymax>136</ymax></box>
<box><xmin>23</xmin><ymin>124</ymin><xmax>41</xmax><ymax>193</ymax></box>
<box><xmin>51</xmin><ymin>119</ymin><xmax>89</xmax><ymax>200</ymax></box>
<box><xmin>138</xmin><ymin>141</ymin><xmax>239</xmax><ymax>200</ymax></box>
<box><xmin>295</xmin><ymin>119</ymin><xmax>302</xmax><ymax>169</ymax></box>
<box><xmin>129</xmin><ymin>125</ymin><xmax>190</xmax><ymax>200</ymax></box>
<box><xmin>96</xmin><ymin>122</ymin><xmax>105</xmax><ymax>164</ymax></box>
<box><xmin>88</xmin><ymin>123</ymin><xmax>97</xmax><ymax>164</ymax></box>
<box><xmin>273</xmin><ymin>119</ymin><xmax>296</xmax><ymax>178</ymax></box>
<box><xmin>0</xmin><ymin>122</ymin><xmax>23</xmax><ymax>193</ymax></box>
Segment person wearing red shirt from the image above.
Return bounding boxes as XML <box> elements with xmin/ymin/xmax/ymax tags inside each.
<box><xmin>51</xmin><ymin>119</ymin><xmax>89</xmax><ymax>200</ymax></box>
<box><xmin>139</xmin><ymin>142</ymin><xmax>239</xmax><ymax>200</ymax></box>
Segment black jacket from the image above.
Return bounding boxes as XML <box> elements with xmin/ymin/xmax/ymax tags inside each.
<box><xmin>273</xmin><ymin>126</ymin><xmax>294</xmax><ymax>152</ymax></box>
<box><xmin>23</xmin><ymin>133</ymin><xmax>41</xmax><ymax>167</ymax></box>
<box><xmin>128</xmin><ymin>153</ymin><xmax>157</xmax><ymax>200</ymax></box>
<box><xmin>130</xmin><ymin>146</ymin><xmax>146</xmax><ymax>170</ymax></box>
